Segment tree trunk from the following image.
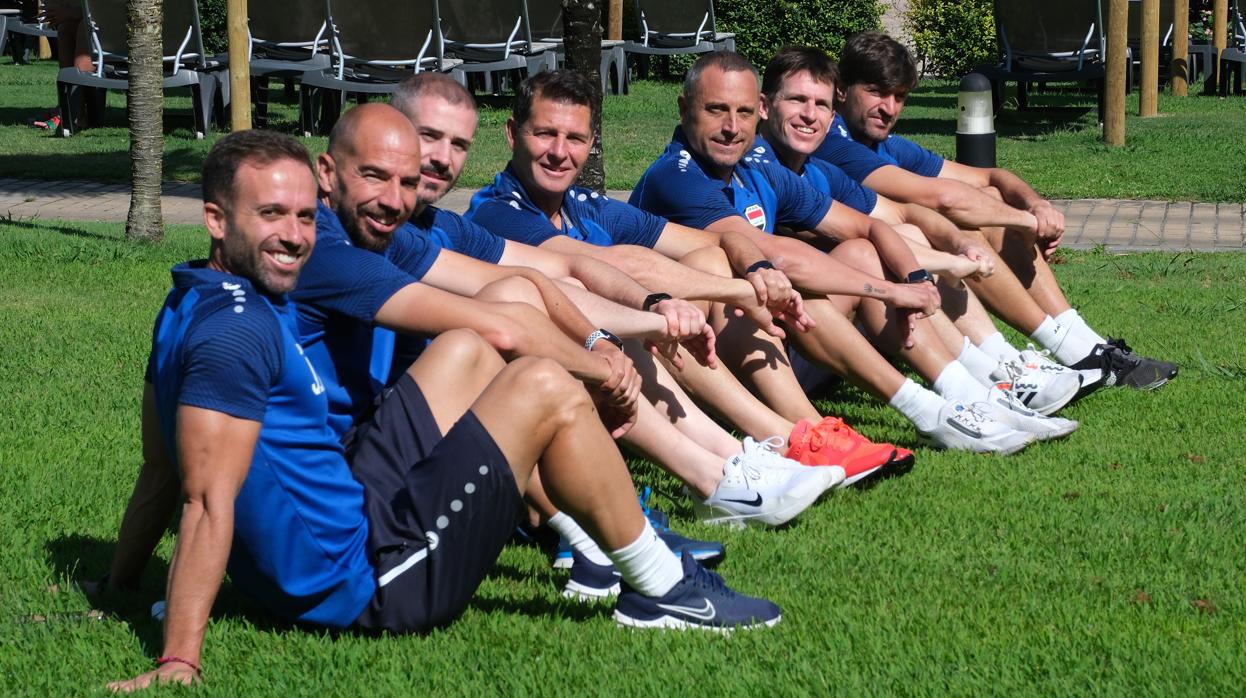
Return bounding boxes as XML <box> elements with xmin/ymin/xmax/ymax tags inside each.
<box><xmin>126</xmin><ymin>0</ymin><xmax>164</xmax><ymax>241</ymax></box>
<box><xmin>561</xmin><ymin>0</ymin><xmax>605</xmax><ymax>193</ymax></box>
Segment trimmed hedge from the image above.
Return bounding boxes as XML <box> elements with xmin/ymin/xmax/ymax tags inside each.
<box><xmin>714</xmin><ymin>0</ymin><xmax>883</xmax><ymax>66</ymax></box>
<box><xmin>905</xmin><ymin>0</ymin><xmax>996</xmax><ymax>78</ymax></box>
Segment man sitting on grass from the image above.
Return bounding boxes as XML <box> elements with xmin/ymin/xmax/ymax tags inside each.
<box><xmin>815</xmin><ymin>31</ymin><xmax>1178</xmax><ymax>392</ymax></box>
<box><xmin>102</xmin><ymin>130</ymin><xmax>781</xmax><ymax>692</ymax></box>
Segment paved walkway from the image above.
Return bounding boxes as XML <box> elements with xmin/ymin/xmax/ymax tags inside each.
<box><xmin>2</xmin><ymin>178</ymin><xmax>1243</xmax><ymax>252</ymax></box>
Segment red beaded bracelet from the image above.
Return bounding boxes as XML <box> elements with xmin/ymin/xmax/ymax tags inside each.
<box><xmin>156</xmin><ymin>656</ymin><xmax>202</xmax><ymax>676</ymax></box>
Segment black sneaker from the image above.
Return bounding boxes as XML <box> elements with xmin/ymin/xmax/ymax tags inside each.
<box><xmin>1070</xmin><ymin>337</ymin><xmax>1178</xmax><ymax>393</ymax></box>
<box><xmin>561</xmin><ymin>549</ymin><xmax>622</xmax><ymax>602</ymax></box>
<box><xmin>613</xmin><ymin>554</ymin><xmax>781</xmax><ymax>632</ymax></box>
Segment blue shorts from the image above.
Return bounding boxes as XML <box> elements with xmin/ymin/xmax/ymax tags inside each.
<box><xmin>344</xmin><ymin>372</ymin><xmax>523</xmax><ymax>634</ymax></box>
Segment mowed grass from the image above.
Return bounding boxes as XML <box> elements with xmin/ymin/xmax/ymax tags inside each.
<box><xmin>2</xmin><ymin>57</ymin><xmax>1245</xmax><ymax>200</ymax></box>
<box><xmin>2</xmin><ymin>218</ymin><xmax>1245</xmax><ymax>695</ymax></box>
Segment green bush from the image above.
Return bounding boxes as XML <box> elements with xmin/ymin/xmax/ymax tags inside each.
<box><xmin>905</xmin><ymin>0</ymin><xmax>996</xmax><ymax>78</ymax></box>
<box><xmin>197</xmin><ymin>0</ymin><xmax>227</xmax><ymax>55</ymax></box>
<box><xmin>713</xmin><ymin>0</ymin><xmax>883</xmax><ymax>67</ymax></box>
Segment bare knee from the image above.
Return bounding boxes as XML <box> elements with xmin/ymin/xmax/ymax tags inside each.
<box><xmin>830</xmin><ymin>238</ymin><xmax>885</xmax><ymax>277</ymax></box>
<box><xmin>410</xmin><ymin>328</ymin><xmax>505</xmax><ymax>380</ymax></box>
<box><xmin>505</xmin><ymin>357</ymin><xmax>590</xmax><ymax>423</ymax></box>
<box><xmin>679</xmin><ymin>245</ymin><xmax>732</xmax><ymax>276</ymax></box>
<box><xmin>476</xmin><ymin>275</ymin><xmax>541</xmax><ymax>306</ymax></box>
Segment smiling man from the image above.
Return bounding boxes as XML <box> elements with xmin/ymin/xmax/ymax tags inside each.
<box><xmin>816</xmin><ymin>32</ymin><xmax>1178</xmax><ymax>392</ymax></box>
<box><xmin>103</xmin><ymin>130</ymin><xmax>782</xmax><ymax>692</ymax></box>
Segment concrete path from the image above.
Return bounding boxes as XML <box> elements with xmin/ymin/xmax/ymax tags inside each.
<box><xmin>2</xmin><ymin>178</ymin><xmax>1243</xmax><ymax>253</ymax></box>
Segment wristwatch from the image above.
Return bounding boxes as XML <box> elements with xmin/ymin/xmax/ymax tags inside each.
<box><xmin>904</xmin><ymin>269</ymin><xmax>935</xmax><ymax>285</ymax></box>
<box><xmin>642</xmin><ymin>292</ymin><xmax>672</xmax><ymax>312</ymax></box>
<box><xmin>585</xmin><ymin>328</ymin><xmax>624</xmax><ymax>351</ymax></box>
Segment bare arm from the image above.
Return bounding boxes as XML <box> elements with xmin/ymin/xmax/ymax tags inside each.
<box><xmin>500</xmin><ymin>241</ymin><xmax>649</xmax><ymax>310</ymax></box>
<box><xmin>809</xmin><ymin>201</ymin><xmax>924</xmax><ymax>281</ymax></box>
<box><xmin>940</xmin><ymin>160</ymin><xmax>1065</xmax><ymax>246</ymax></box>
<box><xmin>108</xmin><ymin>407</ymin><xmax>261</xmax><ymax>692</ymax></box>
<box><xmin>863</xmin><ymin>164</ymin><xmax>1039</xmax><ymax>234</ymax></box>
<box><xmin>106</xmin><ymin>384</ymin><xmax>182</xmax><ymax>591</ymax></box>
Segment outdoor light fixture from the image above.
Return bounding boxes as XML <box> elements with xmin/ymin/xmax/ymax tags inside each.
<box><xmin>956</xmin><ymin>72</ymin><xmax>996</xmax><ymax>168</ymax></box>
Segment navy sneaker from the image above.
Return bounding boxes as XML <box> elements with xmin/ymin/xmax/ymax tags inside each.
<box><xmin>613</xmin><ymin>555</ymin><xmax>781</xmax><ymax>632</ymax></box>
<box><xmin>561</xmin><ymin>549</ymin><xmax>621</xmax><ymax>601</ymax></box>
<box><xmin>553</xmin><ymin>490</ymin><xmax>726</xmax><ymax>569</ymax></box>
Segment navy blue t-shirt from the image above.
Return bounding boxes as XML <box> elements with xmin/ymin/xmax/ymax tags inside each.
<box><xmin>466</xmin><ymin>164</ymin><xmax>665</xmax><ymax>248</ymax></box>
<box><xmin>291</xmin><ymin>201</ymin><xmax>441</xmax><ymax>438</ymax></box>
<box><xmin>813</xmin><ymin>113</ymin><xmax>946</xmax><ymax>183</ymax></box>
<box><xmin>630</xmin><ymin>127</ymin><xmax>832</xmax><ymax>234</ymax></box>
<box><xmin>412</xmin><ymin>205</ymin><xmax>506</xmax><ymax>264</ymax></box>
<box><xmin>753</xmin><ymin>135</ymin><xmax>878</xmax><ymax>214</ymax></box>
<box><xmin>146</xmin><ymin>262</ymin><xmax>375</xmax><ymax>628</ymax></box>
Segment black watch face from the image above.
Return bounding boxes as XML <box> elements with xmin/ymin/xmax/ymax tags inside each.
<box><xmin>907</xmin><ymin>270</ymin><xmax>933</xmax><ymax>284</ymax></box>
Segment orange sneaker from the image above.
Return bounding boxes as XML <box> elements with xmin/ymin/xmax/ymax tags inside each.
<box><xmin>785</xmin><ymin>417</ymin><xmax>913</xmax><ymax>487</ymax></box>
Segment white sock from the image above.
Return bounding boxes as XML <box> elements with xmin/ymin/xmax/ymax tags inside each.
<box><xmin>547</xmin><ymin>511</ymin><xmax>612</xmax><ymax>566</ymax></box>
<box><xmin>888</xmin><ymin>378</ymin><xmax>947</xmax><ymax>432</ymax></box>
<box><xmin>932</xmin><ymin>361</ymin><xmax>988</xmax><ymax>404</ymax></box>
<box><xmin>978</xmin><ymin>331</ymin><xmax>1022</xmax><ymax>364</ymax></box>
<box><xmin>1030</xmin><ymin>315</ymin><xmax>1093</xmax><ymax>365</ymax></box>
<box><xmin>1056</xmin><ymin>307</ymin><xmax>1108</xmax><ymax>346</ymax></box>
<box><xmin>957</xmin><ymin>337</ymin><xmax>1000</xmax><ymax>387</ymax></box>
<box><xmin>606</xmin><ymin>519</ymin><xmax>683</xmax><ymax>597</ymax></box>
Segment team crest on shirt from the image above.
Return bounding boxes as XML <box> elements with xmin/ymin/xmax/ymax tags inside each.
<box><xmin>744</xmin><ymin>204</ymin><xmax>767</xmax><ymax>229</ymax></box>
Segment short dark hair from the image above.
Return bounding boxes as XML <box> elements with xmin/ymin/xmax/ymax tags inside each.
<box><xmin>392</xmin><ymin>71</ymin><xmax>477</xmax><ymax>116</ymax></box>
<box><xmin>838</xmin><ymin>31</ymin><xmax>918</xmax><ymax>92</ymax></box>
<box><xmin>513</xmin><ymin>69</ymin><xmax>599</xmax><ymax>129</ymax></box>
<box><xmin>683</xmin><ymin>51</ymin><xmax>759</xmax><ymax>101</ymax></box>
<box><xmin>202</xmin><ymin>130</ymin><xmax>313</xmax><ymax>208</ymax></box>
<box><xmin>761</xmin><ymin>45</ymin><xmax>840</xmax><ymax>96</ymax></box>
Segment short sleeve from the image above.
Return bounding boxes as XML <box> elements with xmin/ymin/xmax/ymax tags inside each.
<box><xmin>597</xmin><ymin>198</ymin><xmax>665</xmax><ymax>248</ymax></box>
<box><xmin>292</xmin><ymin>239</ymin><xmax>416</xmax><ymax>324</ymax></box>
<box><xmin>762</xmin><ymin>161</ymin><xmax>834</xmax><ymax>231</ymax></box>
<box><xmin>178</xmin><ymin>304</ymin><xmax>283</xmax><ymax>421</ymax></box>
<box><xmin>813</xmin><ymin>134</ymin><xmax>892</xmax><ymax>183</ymax></box>
<box><xmin>884</xmin><ymin>135</ymin><xmax>946</xmax><ymax>177</ymax></box>
<box><xmin>808</xmin><ymin>160</ymin><xmax>878</xmax><ymax>214</ymax></box>
<box><xmin>469</xmin><ymin>198</ymin><xmax>564</xmax><ymax>246</ymax></box>
<box><xmin>433</xmin><ymin>210</ymin><xmax>506</xmax><ymax>264</ymax></box>
<box><xmin>630</xmin><ymin>160</ymin><xmax>742</xmax><ymax>230</ymax></box>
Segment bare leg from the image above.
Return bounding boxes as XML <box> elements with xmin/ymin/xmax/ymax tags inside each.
<box><xmin>982</xmin><ymin>226</ymin><xmax>1073</xmax><ymax>317</ymax></box>
<box><xmin>629</xmin><ymin>342</ymin><xmax>753</xmax><ymax>455</ymax></box>
<box><xmin>787</xmin><ymin>297</ymin><xmax>905</xmax><ymax>401</ymax></box>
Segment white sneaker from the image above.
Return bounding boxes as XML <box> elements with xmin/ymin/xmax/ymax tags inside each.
<box><xmin>989</xmin><ymin>345</ymin><xmax>1083</xmax><ymax>415</ymax></box>
<box><xmin>919</xmin><ymin>401</ymin><xmax>1036</xmax><ymax>455</ymax></box>
<box><xmin>977</xmin><ymin>386</ymin><xmax>1079</xmax><ymax>441</ymax></box>
<box><xmin>693</xmin><ymin>437</ymin><xmax>841</xmax><ymax>528</ymax></box>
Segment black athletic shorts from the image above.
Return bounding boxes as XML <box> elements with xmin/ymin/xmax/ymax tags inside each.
<box><xmin>344</xmin><ymin>372</ymin><xmax>523</xmax><ymax>634</ymax></box>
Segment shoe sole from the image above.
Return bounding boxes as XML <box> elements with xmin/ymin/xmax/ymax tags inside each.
<box><xmin>563</xmin><ymin>580</ymin><xmax>620</xmax><ymax>602</ymax></box>
<box><xmin>613</xmin><ymin>610</ymin><xmax>781</xmax><ymax>634</ymax></box>
<box><xmin>554</xmin><ymin>547</ymin><xmax>726</xmax><ymax>570</ymax></box>
<box><xmin>696</xmin><ymin>470</ymin><xmax>834</xmax><ymax>528</ymax></box>
<box><xmin>919</xmin><ymin>430</ymin><xmax>1036</xmax><ymax>456</ymax></box>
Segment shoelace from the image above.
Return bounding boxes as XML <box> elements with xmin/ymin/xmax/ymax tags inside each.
<box><xmin>739</xmin><ymin>436</ymin><xmax>796</xmax><ymax>486</ymax></box>
<box><xmin>807</xmin><ymin>417</ymin><xmax>860</xmax><ymax>453</ymax></box>
<box><xmin>688</xmin><ymin>561</ymin><xmax>732</xmax><ymax>597</ymax></box>
<box><xmin>954</xmin><ymin>402</ymin><xmax>996</xmax><ymax>429</ymax></box>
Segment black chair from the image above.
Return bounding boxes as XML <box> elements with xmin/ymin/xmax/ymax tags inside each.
<box><xmin>623</xmin><ymin>0</ymin><xmax>734</xmax><ymax>79</ymax></box>
<box><xmin>1220</xmin><ymin>0</ymin><xmax>1245</xmax><ymax>94</ymax></box>
<box><xmin>977</xmin><ymin>0</ymin><xmax>1107</xmax><ymax>122</ymax></box>
<box><xmin>298</xmin><ymin>0</ymin><xmax>460</xmax><ymax>135</ymax></box>
<box><xmin>4</xmin><ymin>1</ymin><xmax>56</xmax><ymax>64</ymax></box>
<box><xmin>55</xmin><ymin>0</ymin><xmax>227</xmax><ymax>138</ymax></box>
<box><xmin>247</xmin><ymin>0</ymin><xmax>330</xmax><ymax>127</ymax></box>
<box><xmin>439</xmin><ymin>0</ymin><xmax>556</xmax><ymax>94</ymax></box>
<box><xmin>525</xmin><ymin>0</ymin><xmax>627</xmax><ymax>95</ymax></box>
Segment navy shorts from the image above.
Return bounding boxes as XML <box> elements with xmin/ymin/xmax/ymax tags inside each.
<box><xmin>344</xmin><ymin>372</ymin><xmax>523</xmax><ymax>634</ymax></box>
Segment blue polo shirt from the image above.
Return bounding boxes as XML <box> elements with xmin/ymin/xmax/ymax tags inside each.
<box><xmin>146</xmin><ymin>262</ymin><xmax>374</xmax><ymax>628</ymax></box>
<box><xmin>753</xmin><ymin>135</ymin><xmax>878</xmax><ymax>214</ymax></box>
<box><xmin>412</xmin><ymin>205</ymin><xmax>506</xmax><ymax>264</ymax></box>
<box><xmin>813</xmin><ymin>114</ymin><xmax>946</xmax><ymax>183</ymax></box>
<box><xmin>629</xmin><ymin>127</ymin><xmax>832</xmax><ymax>233</ymax></box>
<box><xmin>466</xmin><ymin>164</ymin><xmax>666</xmax><ymax>248</ymax></box>
<box><xmin>291</xmin><ymin>201</ymin><xmax>441</xmax><ymax>437</ymax></box>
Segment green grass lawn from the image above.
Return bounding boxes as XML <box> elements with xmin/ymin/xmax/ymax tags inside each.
<box><xmin>2</xmin><ymin>56</ymin><xmax>1245</xmax><ymax>200</ymax></box>
<box><xmin>2</xmin><ymin>219</ymin><xmax>1245</xmax><ymax>694</ymax></box>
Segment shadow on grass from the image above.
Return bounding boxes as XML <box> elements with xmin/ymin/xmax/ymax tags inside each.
<box><xmin>0</xmin><ymin>145</ymin><xmax>212</xmax><ymax>184</ymax></box>
<box><xmin>2</xmin><ymin>216</ymin><xmax>126</xmax><ymax>242</ymax></box>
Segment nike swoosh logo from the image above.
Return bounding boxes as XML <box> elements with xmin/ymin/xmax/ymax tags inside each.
<box><xmin>722</xmin><ymin>494</ymin><xmax>763</xmax><ymax>507</ymax></box>
<box><xmin>657</xmin><ymin>598</ymin><xmax>717</xmax><ymax>621</ymax></box>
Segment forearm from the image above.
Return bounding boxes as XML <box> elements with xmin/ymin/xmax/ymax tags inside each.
<box><xmin>564</xmin><ymin>254</ymin><xmax>650</xmax><ymax>309</ymax></box>
<box><xmin>559</xmin><ymin>282</ymin><xmax>667</xmax><ymax>339</ymax></box>
<box><xmin>159</xmin><ymin>498</ymin><xmax>234</xmax><ymax>663</ymax></box>
<box><xmin>864</xmin><ymin>219</ymin><xmax>922</xmax><ymax>279</ymax></box>
<box><xmin>510</xmin><ymin>267</ymin><xmax>597</xmax><ymax>344</ymax></box>
<box><xmin>717</xmin><ymin>229</ymin><xmax>768</xmax><ymax>274</ymax></box>
<box><xmin>988</xmin><ymin>168</ymin><xmax>1046</xmax><ymax>211</ymax></box>
<box><xmin>939</xmin><ymin>180</ymin><xmax>1037</xmax><ymax>232</ymax></box>
<box><xmin>109</xmin><ymin>460</ymin><xmax>181</xmax><ymax>588</ymax></box>
<box><xmin>898</xmin><ymin>202</ymin><xmax>967</xmax><ymax>254</ymax></box>
<box><xmin>751</xmin><ymin>233</ymin><xmax>898</xmax><ymax>301</ymax></box>
<box><xmin>488</xmin><ymin>301</ymin><xmax>610</xmax><ymax>383</ymax></box>
<box><xmin>582</xmin><ymin>243</ymin><xmax>752</xmax><ymax>305</ymax></box>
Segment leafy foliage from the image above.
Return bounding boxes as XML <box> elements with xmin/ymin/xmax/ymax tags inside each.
<box><xmin>905</xmin><ymin>0</ymin><xmax>996</xmax><ymax>77</ymax></box>
<box><xmin>713</xmin><ymin>0</ymin><xmax>883</xmax><ymax>66</ymax></box>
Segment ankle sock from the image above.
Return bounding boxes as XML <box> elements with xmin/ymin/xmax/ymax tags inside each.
<box><xmin>1031</xmin><ymin>315</ymin><xmax>1094</xmax><ymax>365</ymax></box>
<box><xmin>889</xmin><ymin>378</ymin><xmax>947</xmax><ymax>432</ymax></box>
<box><xmin>547</xmin><ymin>511</ymin><xmax>612</xmax><ymax>567</ymax></box>
<box><xmin>957</xmin><ymin>337</ymin><xmax>1001</xmax><ymax>387</ymax></box>
<box><xmin>1056</xmin><ymin>308</ymin><xmax>1108</xmax><ymax>346</ymax></box>
<box><xmin>978</xmin><ymin>331</ymin><xmax>1023</xmax><ymax>364</ymax></box>
<box><xmin>606</xmin><ymin>519</ymin><xmax>683</xmax><ymax>597</ymax></box>
<box><xmin>932</xmin><ymin>361</ymin><xmax>988</xmax><ymax>404</ymax></box>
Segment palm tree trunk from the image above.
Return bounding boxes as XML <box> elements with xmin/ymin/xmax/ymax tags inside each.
<box><xmin>126</xmin><ymin>0</ymin><xmax>164</xmax><ymax>241</ymax></box>
<box><xmin>562</xmin><ymin>0</ymin><xmax>606</xmax><ymax>193</ymax></box>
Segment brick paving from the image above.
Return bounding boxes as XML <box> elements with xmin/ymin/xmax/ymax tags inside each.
<box><xmin>1</xmin><ymin>178</ymin><xmax>1242</xmax><ymax>252</ymax></box>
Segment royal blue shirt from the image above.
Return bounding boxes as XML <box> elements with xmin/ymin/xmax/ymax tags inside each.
<box><xmin>291</xmin><ymin>201</ymin><xmax>441</xmax><ymax>437</ymax></box>
<box><xmin>813</xmin><ymin>114</ymin><xmax>946</xmax><ymax>183</ymax></box>
<box><xmin>145</xmin><ymin>262</ymin><xmax>375</xmax><ymax>628</ymax></box>
<box><xmin>413</xmin><ymin>205</ymin><xmax>506</xmax><ymax>264</ymax></box>
<box><xmin>629</xmin><ymin>127</ymin><xmax>832</xmax><ymax>233</ymax></box>
<box><xmin>754</xmin><ymin>135</ymin><xmax>878</xmax><ymax>214</ymax></box>
<box><xmin>467</xmin><ymin>164</ymin><xmax>666</xmax><ymax>248</ymax></box>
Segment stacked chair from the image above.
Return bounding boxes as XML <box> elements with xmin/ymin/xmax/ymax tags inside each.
<box><xmin>55</xmin><ymin>0</ymin><xmax>227</xmax><ymax>138</ymax></box>
<box><xmin>623</xmin><ymin>0</ymin><xmax>734</xmax><ymax>79</ymax></box>
<box><xmin>439</xmin><ymin>0</ymin><xmax>558</xmax><ymax>94</ymax></box>
<box><xmin>526</xmin><ymin>0</ymin><xmax>628</xmax><ymax>95</ymax></box>
<box><xmin>247</xmin><ymin>0</ymin><xmax>330</xmax><ymax>128</ymax></box>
